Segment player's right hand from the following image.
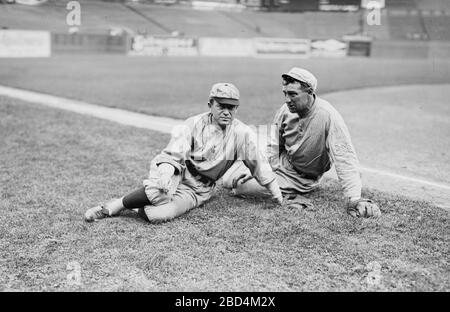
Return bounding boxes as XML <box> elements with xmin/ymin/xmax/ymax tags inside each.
<box><xmin>274</xmin><ymin>195</ymin><xmax>283</xmax><ymax>205</ymax></box>
<box><xmin>232</xmin><ymin>173</ymin><xmax>253</xmax><ymax>188</ymax></box>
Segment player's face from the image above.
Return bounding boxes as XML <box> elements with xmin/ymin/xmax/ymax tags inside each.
<box><xmin>209</xmin><ymin>99</ymin><xmax>238</xmax><ymax>129</ymax></box>
<box><xmin>282</xmin><ymin>82</ymin><xmax>310</xmax><ymax>114</ymax></box>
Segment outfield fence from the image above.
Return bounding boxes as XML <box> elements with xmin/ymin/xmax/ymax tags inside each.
<box><xmin>1</xmin><ymin>29</ymin><xmax>450</xmax><ymax>59</ymax></box>
<box><xmin>51</xmin><ymin>33</ymin><xmax>131</xmax><ymax>54</ymax></box>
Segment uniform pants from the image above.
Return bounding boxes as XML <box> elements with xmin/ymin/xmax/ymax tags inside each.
<box><xmin>121</xmin><ymin>184</ymin><xmax>198</xmax><ymax>223</ymax></box>
<box><xmin>122</xmin><ymin>161</ymin><xmax>213</xmax><ymax>222</ymax></box>
<box><xmin>222</xmin><ymin>159</ymin><xmax>320</xmax><ymax>197</ymax></box>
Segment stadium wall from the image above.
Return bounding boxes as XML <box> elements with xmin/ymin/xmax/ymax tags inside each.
<box><xmin>2</xmin><ymin>30</ymin><xmax>450</xmax><ymax>59</ymax></box>
<box><xmin>51</xmin><ymin>33</ymin><xmax>130</xmax><ymax>54</ymax></box>
<box><xmin>371</xmin><ymin>40</ymin><xmax>450</xmax><ymax>59</ymax></box>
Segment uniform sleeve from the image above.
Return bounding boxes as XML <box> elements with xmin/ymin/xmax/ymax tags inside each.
<box><xmin>267</xmin><ymin>106</ymin><xmax>286</xmax><ymax>169</ymax></box>
<box><xmin>326</xmin><ymin>112</ymin><xmax>362</xmax><ymax>199</ymax></box>
<box><xmin>152</xmin><ymin>121</ymin><xmax>192</xmax><ymax>175</ymax></box>
<box><xmin>238</xmin><ymin>125</ymin><xmax>275</xmax><ymax>186</ymax></box>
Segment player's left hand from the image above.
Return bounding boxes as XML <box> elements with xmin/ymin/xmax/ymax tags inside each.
<box><xmin>347</xmin><ymin>198</ymin><xmax>381</xmax><ymax>218</ymax></box>
<box><xmin>157</xmin><ymin>174</ymin><xmax>172</xmax><ymax>194</ymax></box>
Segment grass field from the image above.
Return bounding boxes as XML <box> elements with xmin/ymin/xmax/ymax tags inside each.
<box><xmin>0</xmin><ymin>55</ymin><xmax>449</xmax><ymax>185</ymax></box>
<box><xmin>1</xmin><ymin>56</ymin><xmax>449</xmax><ymax>123</ymax></box>
<box><xmin>1</xmin><ymin>98</ymin><xmax>449</xmax><ymax>291</ymax></box>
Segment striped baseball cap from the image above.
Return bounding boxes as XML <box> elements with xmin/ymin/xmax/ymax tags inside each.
<box><xmin>209</xmin><ymin>82</ymin><xmax>240</xmax><ymax>106</ymax></box>
<box><xmin>282</xmin><ymin>67</ymin><xmax>318</xmax><ymax>91</ymax></box>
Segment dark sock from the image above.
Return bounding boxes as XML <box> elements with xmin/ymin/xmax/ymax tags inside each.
<box><xmin>122</xmin><ymin>187</ymin><xmax>151</xmax><ymax>209</ymax></box>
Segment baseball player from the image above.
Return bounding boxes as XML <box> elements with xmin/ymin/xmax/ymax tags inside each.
<box><xmin>223</xmin><ymin>68</ymin><xmax>381</xmax><ymax>218</ymax></box>
<box><xmin>84</xmin><ymin>82</ymin><xmax>283</xmax><ymax>223</ymax></box>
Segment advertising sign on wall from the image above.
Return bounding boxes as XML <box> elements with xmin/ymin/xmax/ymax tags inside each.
<box><xmin>311</xmin><ymin>39</ymin><xmax>347</xmax><ymax>57</ymax></box>
<box><xmin>130</xmin><ymin>35</ymin><xmax>198</xmax><ymax>56</ymax></box>
<box><xmin>198</xmin><ymin>38</ymin><xmax>255</xmax><ymax>56</ymax></box>
<box><xmin>319</xmin><ymin>0</ymin><xmax>359</xmax><ymax>11</ymax></box>
<box><xmin>343</xmin><ymin>35</ymin><xmax>372</xmax><ymax>56</ymax></box>
<box><xmin>254</xmin><ymin>37</ymin><xmax>311</xmax><ymax>58</ymax></box>
<box><xmin>0</xmin><ymin>30</ymin><xmax>51</xmax><ymax>58</ymax></box>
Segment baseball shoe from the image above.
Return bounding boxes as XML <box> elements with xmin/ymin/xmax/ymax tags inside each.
<box><xmin>84</xmin><ymin>205</ymin><xmax>109</xmax><ymax>222</ymax></box>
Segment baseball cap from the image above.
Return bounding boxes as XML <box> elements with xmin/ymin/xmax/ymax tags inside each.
<box><xmin>209</xmin><ymin>82</ymin><xmax>240</xmax><ymax>106</ymax></box>
<box><xmin>282</xmin><ymin>67</ymin><xmax>318</xmax><ymax>92</ymax></box>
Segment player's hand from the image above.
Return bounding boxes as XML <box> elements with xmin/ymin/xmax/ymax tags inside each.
<box><xmin>273</xmin><ymin>195</ymin><xmax>283</xmax><ymax>205</ymax></box>
<box><xmin>347</xmin><ymin>198</ymin><xmax>381</xmax><ymax>218</ymax></box>
<box><xmin>156</xmin><ymin>174</ymin><xmax>172</xmax><ymax>194</ymax></box>
<box><xmin>156</xmin><ymin>163</ymin><xmax>175</xmax><ymax>194</ymax></box>
<box><xmin>232</xmin><ymin>173</ymin><xmax>253</xmax><ymax>188</ymax></box>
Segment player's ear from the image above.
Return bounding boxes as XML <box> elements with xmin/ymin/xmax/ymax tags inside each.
<box><xmin>208</xmin><ymin>99</ymin><xmax>213</xmax><ymax>108</ymax></box>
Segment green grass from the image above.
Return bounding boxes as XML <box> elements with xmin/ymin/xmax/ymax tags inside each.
<box><xmin>1</xmin><ymin>97</ymin><xmax>448</xmax><ymax>291</ymax></box>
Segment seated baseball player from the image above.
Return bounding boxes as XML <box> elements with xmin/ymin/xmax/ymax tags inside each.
<box><xmin>84</xmin><ymin>82</ymin><xmax>283</xmax><ymax>223</ymax></box>
<box><xmin>222</xmin><ymin>68</ymin><xmax>381</xmax><ymax>218</ymax></box>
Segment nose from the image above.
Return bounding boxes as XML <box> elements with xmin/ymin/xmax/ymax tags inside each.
<box><xmin>285</xmin><ymin>94</ymin><xmax>291</xmax><ymax>103</ymax></box>
<box><xmin>222</xmin><ymin>108</ymin><xmax>232</xmax><ymax>115</ymax></box>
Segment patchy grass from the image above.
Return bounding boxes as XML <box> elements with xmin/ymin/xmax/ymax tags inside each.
<box><xmin>1</xmin><ymin>98</ymin><xmax>448</xmax><ymax>291</ymax></box>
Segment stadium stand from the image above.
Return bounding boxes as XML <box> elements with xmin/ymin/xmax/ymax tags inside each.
<box><xmin>1</xmin><ymin>0</ymin><xmax>449</xmax><ymax>43</ymax></box>
<box><xmin>0</xmin><ymin>0</ymin><xmax>165</xmax><ymax>35</ymax></box>
<box><xmin>385</xmin><ymin>0</ymin><xmax>417</xmax><ymax>9</ymax></box>
<box><xmin>416</xmin><ymin>0</ymin><xmax>450</xmax><ymax>11</ymax></box>
<box><xmin>217</xmin><ymin>10</ymin><xmax>360</xmax><ymax>39</ymax></box>
<box><xmin>126</xmin><ymin>3</ymin><xmax>257</xmax><ymax>37</ymax></box>
<box><xmin>387</xmin><ymin>11</ymin><xmax>427</xmax><ymax>40</ymax></box>
<box><xmin>422</xmin><ymin>14</ymin><xmax>450</xmax><ymax>41</ymax></box>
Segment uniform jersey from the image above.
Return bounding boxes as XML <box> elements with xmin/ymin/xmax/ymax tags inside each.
<box><xmin>268</xmin><ymin>96</ymin><xmax>362</xmax><ymax>198</ymax></box>
<box><xmin>152</xmin><ymin>111</ymin><xmax>275</xmax><ymax>188</ymax></box>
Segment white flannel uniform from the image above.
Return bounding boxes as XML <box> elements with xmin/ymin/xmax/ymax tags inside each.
<box><xmin>141</xmin><ymin>112</ymin><xmax>275</xmax><ymax>220</ymax></box>
<box><xmin>224</xmin><ymin>96</ymin><xmax>362</xmax><ymax>199</ymax></box>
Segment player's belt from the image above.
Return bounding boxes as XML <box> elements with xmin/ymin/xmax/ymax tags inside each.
<box><xmin>292</xmin><ymin>166</ymin><xmax>318</xmax><ymax>180</ymax></box>
<box><xmin>185</xmin><ymin>160</ymin><xmax>215</xmax><ymax>186</ymax></box>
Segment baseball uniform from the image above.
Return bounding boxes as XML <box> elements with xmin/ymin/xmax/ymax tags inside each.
<box><xmin>223</xmin><ymin>95</ymin><xmax>362</xmax><ymax>199</ymax></box>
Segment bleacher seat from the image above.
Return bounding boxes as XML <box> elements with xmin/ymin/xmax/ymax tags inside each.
<box><xmin>386</xmin><ymin>0</ymin><xmax>417</xmax><ymax>9</ymax></box>
<box><xmin>416</xmin><ymin>0</ymin><xmax>450</xmax><ymax>11</ymax></box>
<box><xmin>387</xmin><ymin>12</ymin><xmax>427</xmax><ymax>40</ymax></box>
<box><xmin>422</xmin><ymin>15</ymin><xmax>450</xmax><ymax>40</ymax></box>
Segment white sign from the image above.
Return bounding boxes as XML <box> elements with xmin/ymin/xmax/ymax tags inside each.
<box><xmin>198</xmin><ymin>38</ymin><xmax>254</xmax><ymax>57</ymax></box>
<box><xmin>130</xmin><ymin>35</ymin><xmax>198</xmax><ymax>56</ymax></box>
<box><xmin>0</xmin><ymin>30</ymin><xmax>51</xmax><ymax>58</ymax></box>
<box><xmin>311</xmin><ymin>39</ymin><xmax>347</xmax><ymax>57</ymax></box>
<box><xmin>15</xmin><ymin>0</ymin><xmax>48</xmax><ymax>5</ymax></box>
<box><xmin>191</xmin><ymin>1</ymin><xmax>246</xmax><ymax>11</ymax></box>
<box><xmin>254</xmin><ymin>38</ymin><xmax>311</xmax><ymax>58</ymax></box>
<box><xmin>361</xmin><ymin>0</ymin><xmax>385</xmax><ymax>9</ymax></box>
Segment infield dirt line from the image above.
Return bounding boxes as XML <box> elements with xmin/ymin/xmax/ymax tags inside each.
<box><xmin>1</xmin><ymin>85</ymin><xmax>449</xmax><ymax>210</ymax></box>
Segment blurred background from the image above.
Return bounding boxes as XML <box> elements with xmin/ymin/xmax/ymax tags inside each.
<box><xmin>1</xmin><ymin>0</ymin><xmax>450</xmax><ymax>56</ymax></box>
